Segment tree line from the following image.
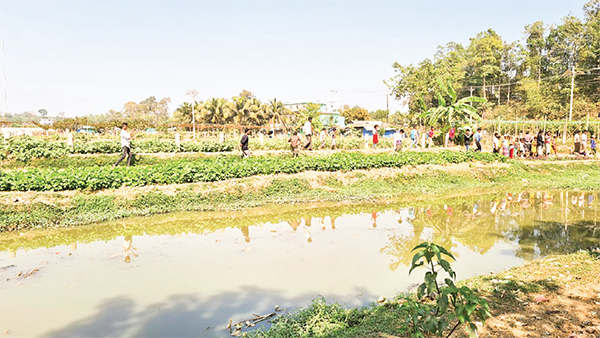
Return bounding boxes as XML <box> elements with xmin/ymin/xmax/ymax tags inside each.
<box><xmin>387</xmin><ymin>0</ymin><xmax>600</xmax><ymax>122</ymax></box>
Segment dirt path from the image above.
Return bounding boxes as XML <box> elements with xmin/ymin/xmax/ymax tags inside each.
<box><xmin>461</xmin><ymin>253</ymin><xmax>600</xmax><ymax>338</ymax></box>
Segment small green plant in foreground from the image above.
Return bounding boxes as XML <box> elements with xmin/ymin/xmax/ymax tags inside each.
<box><xmin>246</xmin><ymin>243</ymin><xmax>490</xmax><ymax>338</ymax></box>
<box><xmin>400</xmin><ymin>242</ymin><xmax>491</xmax><ymax>337</ymax></box>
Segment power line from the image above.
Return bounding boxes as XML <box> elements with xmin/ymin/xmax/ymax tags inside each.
<box><xmin>455</xmin><ymin>71</ymin><xmax>599</xmax><ymax>92</ymax></box>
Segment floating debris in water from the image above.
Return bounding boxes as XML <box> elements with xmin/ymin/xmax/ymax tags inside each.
<box><xmin>227</xmin><ymin>312</ymin><xmax>276</xmax><ymax>336</ymax></box>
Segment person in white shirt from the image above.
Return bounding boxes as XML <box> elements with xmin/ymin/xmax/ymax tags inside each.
<box><xmin>303</xmin><ymin>117</ymin><xmax>314</xmax><ymax>150</ymax></box>
<box><xmin>319</xmin><ymin>128</ymin><xmax>327</xmax><ymax>149</ymax></box>
<box><xmin>393</xmin><ymin>129</ymin><xmax>405</xmax><ymax>152</ymax></box>
<box><xmin>492</xmin><ymin>133</ymin><xmax>500</xmax><ymax>154</ymax></box>
<box><xmin>573</xmin><ymin>130</ymin><xmax>581</xmax><ymax>154</ymax></box>
<box><xmin>581</xmin><ymin>130</ymin><xmax>588</xmax><ymax>155</ymax></box>
<box><xmin>113</xmin><ymin>123</ymin><xmax>133</xmax><ymax>167</ymax></box>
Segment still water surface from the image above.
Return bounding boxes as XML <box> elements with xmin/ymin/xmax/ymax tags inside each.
<box><xmin>1</xmin><ymin>190</ymin><xmax>599</xmax><ymax>337</ymax></box>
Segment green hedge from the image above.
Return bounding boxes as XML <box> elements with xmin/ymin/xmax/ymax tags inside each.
<box><xmin>0</xmin><ymin>151</ymin><xmax>505</xmax><ymax>192</ymax></box>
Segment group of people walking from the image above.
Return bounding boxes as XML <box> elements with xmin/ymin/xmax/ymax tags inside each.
<box><xmin>110</xmin><ymin>121</ymin><xmax>597</xmax><ymax>165</ymax></box>
<box><xmin>235</xmin><ymin>119</ymin><xmax>597</xmax><ymax>160</ymax></box>
<box><xmin>390</xmin><ymin>126</ymin><xmax>483</xmax><ymax>153</ymax></box>
<box><xmin>490</xmin><ymin>130</ymin><xmax>596</xmax><ymax>159</ymax></box>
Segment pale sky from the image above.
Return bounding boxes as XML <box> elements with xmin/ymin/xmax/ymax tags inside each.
<box><xmin>0</xmin><ymin>0</ymin><xmax>587</xmax><ymax>117</ymax></box>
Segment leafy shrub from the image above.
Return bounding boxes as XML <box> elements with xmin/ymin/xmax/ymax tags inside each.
<box><xmin>400</xmin><ymin>242</ymin><xmax>491</xmax><ymax>337</ymax></box>
<box><xmin>6</xmin><ymin>137</ymin><xmax>69</xmax><ymax>162</ymax></box>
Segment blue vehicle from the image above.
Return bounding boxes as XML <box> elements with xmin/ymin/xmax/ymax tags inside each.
<box><xmin>76</xmin><ymin>126</ymin><xmax>97</xmax><ymax>133</ymax></box>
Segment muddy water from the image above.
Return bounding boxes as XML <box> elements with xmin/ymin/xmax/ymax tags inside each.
<box><xmin>1</xmin><ymin>190</ymin><xmax>599</xmax><ymax>337</ymax></box>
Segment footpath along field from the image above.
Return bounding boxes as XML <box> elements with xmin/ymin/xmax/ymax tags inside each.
<box><xmin>0</xmin><ymin>135</ymin><xmax>393</xmax><ymax>162</ymax></box>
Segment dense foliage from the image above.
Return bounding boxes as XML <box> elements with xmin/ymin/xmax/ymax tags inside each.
<box><xmin>388</xmin><ymin>0</ymin><xmax>600</xmax><ymax>122</ymax></box>
<box><xmin>174</xmin><ymin>93</ymin><xmax>294</xmax><ymax>127</ymax></box>
<box><xmin>0</xmin><ymin>151</ymin><xmax>505</xmax><ymax>192</ymax></box>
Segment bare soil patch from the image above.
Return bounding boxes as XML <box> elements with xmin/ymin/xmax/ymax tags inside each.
<box><xmin>461</xmin><ymin>254</ymin><xmax>600</xmax><ymax>338</ymax></box>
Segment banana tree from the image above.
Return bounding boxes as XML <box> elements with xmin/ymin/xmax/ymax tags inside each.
<box><xmin>419</xmin><ymin>79</ymin><xmax>487</xmax><ymax>126</ymax></box>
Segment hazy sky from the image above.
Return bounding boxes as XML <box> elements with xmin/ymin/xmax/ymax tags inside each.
<box><xmin>0</xmin><ymin>0</ymin><xmax>587</xmax><ymax>117</ymax></box>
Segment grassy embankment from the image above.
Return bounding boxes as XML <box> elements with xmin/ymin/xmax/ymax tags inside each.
<box><xmin>0</xmin><ymin>150</ymin><xmax>598</xmax><ymax>232</ymax></box>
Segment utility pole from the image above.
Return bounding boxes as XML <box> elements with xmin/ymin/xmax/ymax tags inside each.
<box><xmin>386</xmin><ymin>94</ymin><xmax>389</xmax><ymax>123</ymax></box>
<box><xmin>563</xmin><ymin>64</ymin><xmax>576</xmax><ymax>143</ymax></box>
<box><xmin>507</xmin><ymin>78</ymin><xmax>511</xmax><ymax>105</ymax></box>
<box><xmin>569</xmin><ymin>64</ymin><xmax>575</xmax><ymax>122</ymax></box>
<box><xmin>187</xmin><ymin>89</ymin><xmax>198</xmax><ymax>139</ymax></box>
<box><xmin>2</xmin><ymin>40</ymin><xmax>7</xmax><ymax>114</ymax></box>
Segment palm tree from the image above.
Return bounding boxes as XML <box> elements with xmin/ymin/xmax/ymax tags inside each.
<box><xmin>231</xmin><ymin>96</ymin><xmax>253</xmax><ymax>125</ymax></box>
<box><xmin>199</xmin><ymin>98</ymin><xmax>233</xmax><ymax>125</ymax></box>
<box><xmin>266</xmin><ymin>99</ymin><xmax>293</xmax><ymax>128</ymax></box>
<box><xmin>246</xmin><ymin>98</ymin><xmax>267</xmax><ymax>125</ymax></box>
<box><xmin>174</xmin><ymin>102</ymin><xmax>193</xmax><ymax>124</ymax></box>
<box><xmin>419</xmin><ymin>79</ymin><xmax>487</xmax><ymax>126</ymax></box>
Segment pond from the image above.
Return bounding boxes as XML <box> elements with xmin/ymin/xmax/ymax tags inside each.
<box><xmin>1</xmin><ymin>190</ymin><xmax>599</xmax><ymax>337</ymax></box>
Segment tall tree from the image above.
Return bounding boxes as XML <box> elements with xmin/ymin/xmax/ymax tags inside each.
<box><xmin>466</xmin><ymin>29</ymin><xmax>503</xmax><ymax>100</ymax></box>
<box><xmin>370</xmin><ymin>109</ymin><xmax>389</xmax><ymax>121</ymax></box>
<box><xmin>265</xmin><ymin>98</ymin><xmax>293</xmax><ymax>127</ymax></box>
<box><xmin>37</xmin><ymin>109</ymin><xmax>48</xmax><ymax>118</ymax></box>
<box><xmin>341</xmin><ymin>106</ymin><xmax>370</xmax><ymax>123</ymax></box>
<box><xmin>200</xmin><ymin>98</ymin><xmax>233</xmax><ymax>125</ymax></box>
<box><xmin>174</xmin><ymin>102</ymin><xmax>193</xmax><ymax>124</ymax></box>
<box><xmin>524</xmin><ymin>21</ymin><xmax>547</xmax><ymax>83</ymax></box>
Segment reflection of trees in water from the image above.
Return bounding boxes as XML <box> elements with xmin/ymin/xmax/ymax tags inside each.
<box><xmin>381</xmin><ymin>191</ymin><xmax>599</xmax><ymax>271</ymax></box>
<box><xmin>503</xmin><ymin>191</ymin><xmax>600</xmax><ymax>260</ymax></box>
<box><xmin>5</xmin><ymin>190</ymin><xmax>598</xmax><ymax>264</ymax></box>
<box><xmin>507</xmin><ymin>220</ymin><xmax>600</xmax><ymax>260</ymax></box>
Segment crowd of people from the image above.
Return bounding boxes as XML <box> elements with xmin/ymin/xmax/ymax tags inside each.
<box><xmin>489</xmin><ymin>129</ymin><xmax>597</xmax><ymax>159</ymax></box>
<box><xmin>233</xmin><ymin>119</ymin><xmax>598</xmax><ymax>159</ymax></box>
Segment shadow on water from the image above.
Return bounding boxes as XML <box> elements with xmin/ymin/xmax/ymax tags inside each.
<box><xmin>43</xmin><ymin>286</ymin><xmax>377</xmax><ymax>338</ymax></box>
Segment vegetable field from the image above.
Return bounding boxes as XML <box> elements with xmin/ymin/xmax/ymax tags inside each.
<box><xmin>0</xmin><ymin>151</ymin><xmax>504</xmax><ymax>192</ymax></box>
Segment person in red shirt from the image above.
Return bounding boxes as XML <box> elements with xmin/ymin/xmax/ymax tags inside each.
<box><xmin>373</xmin><ymin>125</ymin><xmax>379</xmax><ymax>149</ymax></box>
<box><xmin>427</xmin><ymin>127</ymin><xmax>435</xmax><ymax>148</ymax></box>
<box><xmin>448</xmin><ymin>126</ymin><xmax>456</xmax><ymax>145</ymax></box>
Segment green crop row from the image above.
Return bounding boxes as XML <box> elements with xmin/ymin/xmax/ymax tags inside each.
<box><xmin>0</xmin><ymin>151</ymin><xmax>505</xmax><ymax>192</ymax></box>
<box><xmin>0</xmin><ymin>136</ymin><xmax>394</xmax><ymax>162</ymax></box>
<box><xmin>72</xmin><ymin>139</ymin><xmax>235</xmax><ymax>154</ymax></box>
<box><xmin>1</xmin><ymin>137</ymin><xmax>236</xmax><ymax>161</ymax></box>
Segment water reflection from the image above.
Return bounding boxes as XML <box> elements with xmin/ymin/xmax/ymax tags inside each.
<box><xmin>381</xmin><ymin>191</ymin><xmax>599</xmax><ymax>271</ymax></box>
<box><xmin>107</xmin><ymin>235</ymin><xmax>139</xmax><ymax>263</ymax></box>
<box><xmin>0</xmin><ymin>190</ymin><xmax>598</xmax><ymax>337</ymax></box>
<box><xmin>1</xmin><ymin>191</ymin><xmax>598</xmax><ymax>260</ymax></box>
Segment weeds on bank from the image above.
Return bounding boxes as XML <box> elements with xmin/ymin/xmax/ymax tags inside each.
<box><xmin>246</xmin><ymin>243</ymin><xmax>491</xmax><ymax>338</ymax></box>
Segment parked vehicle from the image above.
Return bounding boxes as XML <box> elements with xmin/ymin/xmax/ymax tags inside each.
<box><xmin>76</xmin><ymin>126</ymin><xmax>97</xmax><ymax>133</ymax></box>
